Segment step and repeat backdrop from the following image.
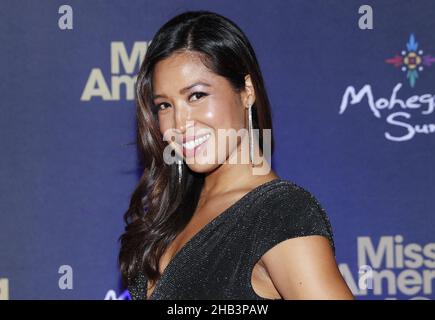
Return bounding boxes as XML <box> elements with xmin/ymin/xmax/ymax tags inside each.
<box><xmin>1</xmin><ymin>0</ymin><xmax>434</xmax><ymax>299</ymax></box>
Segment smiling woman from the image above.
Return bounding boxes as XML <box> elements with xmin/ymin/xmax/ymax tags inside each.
<box><xmin>118</xmin><ymin>10</ymin><xmax>354</xmax><ymax>300</ymax></box>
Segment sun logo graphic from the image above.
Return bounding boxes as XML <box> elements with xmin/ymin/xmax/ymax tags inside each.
<box><xmin>385</xmin><ymin>33</ymin><xmax>435</xmax><ymax>88</ymax></box>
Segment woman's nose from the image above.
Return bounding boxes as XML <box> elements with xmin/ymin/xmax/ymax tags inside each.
<box><xmin>174</xmin><ymin>104</ymin><xmax>192</xmax><ymax>132</ymax></box>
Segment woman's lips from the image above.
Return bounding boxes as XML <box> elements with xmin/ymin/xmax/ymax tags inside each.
<box><xmin>182</xmin><ymin>133</ymin><xmax>211</xmax><ymax>158</ymax></box>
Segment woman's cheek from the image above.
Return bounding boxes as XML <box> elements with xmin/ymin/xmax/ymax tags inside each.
<box><xmin>159</xmin><ymin>117</ymin><xmax>174</xmax><ymax>138</ymax></box>
<box><xmin>200</xmin><ymin>102</ymin><xmax>229</xmax><ymax>126</ymax></box>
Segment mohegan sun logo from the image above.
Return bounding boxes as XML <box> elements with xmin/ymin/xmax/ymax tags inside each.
<box><xmin>339</xmin><ymin>33</ymin><xmax>435</xmax><ymax>142</ymax></box>
<box><xmin>385</xmin><ymin>33</ymin><xmax>435</xmax><ymax>88</ymax></box>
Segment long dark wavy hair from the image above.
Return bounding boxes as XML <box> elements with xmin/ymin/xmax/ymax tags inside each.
<box><xmin>118</xmin><ymin>10</ymin><xmax>275</xmax><ymax>286</ymax></box>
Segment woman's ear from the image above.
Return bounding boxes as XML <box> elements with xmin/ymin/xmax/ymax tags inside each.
<box><xmin>243</xmin><ymin>74</ymin><xmax>256</xmax><ymax>108</ymax></box>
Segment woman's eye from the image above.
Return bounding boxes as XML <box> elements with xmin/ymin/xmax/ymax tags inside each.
<box><xmin>153</xmin><ymin>93</ymin><xmax>207</xmax><ymax>113</ymax></box>
<box><xmin>155</xmin><ymin>103</ymin><xmax>170</xmax><ymax>112</ymax></box>
<box><xmin>189</xmin><ymin>92</ymin><xmax>208</xmax><ymax>102</ymax></box>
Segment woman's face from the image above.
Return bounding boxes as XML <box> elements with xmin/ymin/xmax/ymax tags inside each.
<box><xmin>152</xmin><ymin>51</ymin><xmax>252</xmax><ymax>173</ymax></box>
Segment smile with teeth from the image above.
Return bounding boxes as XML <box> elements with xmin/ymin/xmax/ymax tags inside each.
<box><xmin>182</xmin><ymin>133</ymin><xmax>211</xmax><ymax>150</ymax></box>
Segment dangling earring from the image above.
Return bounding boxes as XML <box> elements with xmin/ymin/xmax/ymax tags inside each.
<box><xmin>247</xmin><ymin>103</ymin><xmax>255</xmax><ymax>167</ymax></box>
<box><xmin>177</xmin><ymin>158</ymin><xmax>183</xmax><ymax>184</ymax></box>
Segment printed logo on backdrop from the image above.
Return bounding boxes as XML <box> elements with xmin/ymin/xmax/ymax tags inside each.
<box><xmin>81</xmin><ymin>42</ymin><xmax>151</xmax><ymax>101</ymax></box>
<box><xmin>0</xmin><ymin>278</ymin><xmax>9</xmax><ymax>300</ymax></box>
<box><xmin>385</xmin><ymin>34</ymin><xmax>435</xmax><ymax>88</ymax></box>
<box><xmin>104</xmin><ymin>289</ymin><xmax>130</xmax><ymax>300</ymax></box>
<box><xmin>339</xmin><ymin>235</ymin><xmax>435</xmax><ymax>299</ymax></box>
<box><xmin>339</xmin><ymin>33</ymin><xmax>435</xmax><ymax>142</ymax></box>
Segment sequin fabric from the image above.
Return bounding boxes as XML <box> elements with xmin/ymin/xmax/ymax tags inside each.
<box><xmin>128</xmin><ymin>178</ymin><xmax>335</xmax><ymax>300</ymax></box>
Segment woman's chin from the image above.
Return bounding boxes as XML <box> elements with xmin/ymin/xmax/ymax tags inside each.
<box><xmin>185</xmin><ymin>158</ymin><xmax>220</xmax><ymax>174</ymax></box>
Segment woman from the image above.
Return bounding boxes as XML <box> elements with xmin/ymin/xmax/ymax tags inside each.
<box><xmin>119</xmin><ymin>10</ymin><xmax>354</xmax><ymax>300</ymax></box>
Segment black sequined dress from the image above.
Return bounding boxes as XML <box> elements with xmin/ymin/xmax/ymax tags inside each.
<box><xmin>128</xmin><ymin>178</ymin><xmax>335</xmax><ymax>300</ymax></box>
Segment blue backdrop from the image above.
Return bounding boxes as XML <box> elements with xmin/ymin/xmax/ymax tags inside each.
<box><xmin>1</xmin><ymin>0</ymin><xmax>434</xmax><ymax>300</ymax></box>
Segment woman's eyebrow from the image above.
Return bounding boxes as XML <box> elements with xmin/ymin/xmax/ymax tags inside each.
<box><xmin>153</xmin><ymin>81</ymin><xmax>211</xmax><ymax>99</ymax></box>
<box><xmin>179</xmin><ymin>81</ymin><xmax>211</xmax><ymax>94</ymax></box>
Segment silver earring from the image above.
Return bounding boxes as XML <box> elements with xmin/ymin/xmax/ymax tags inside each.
<box><xmin>177</xmin><ymin>158</ymin><xmax>183</xmax><ymax>184</ymax></box>
<box><xmin>247</xmin><ymin>104</ymin><xmax>255</xmax><ymax>167</ymax></box>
